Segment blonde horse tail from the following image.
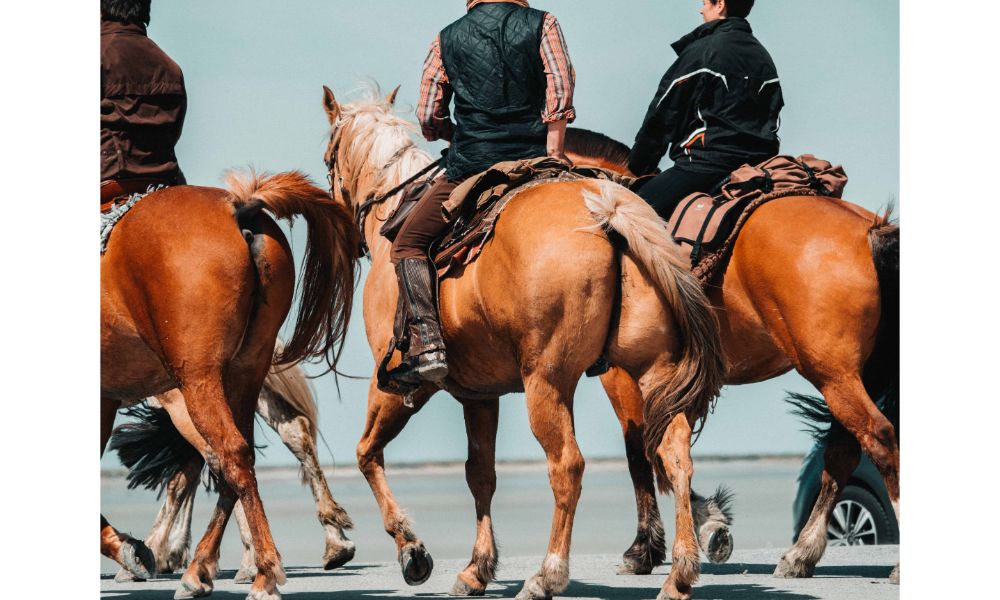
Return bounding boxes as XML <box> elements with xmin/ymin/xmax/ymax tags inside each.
<box><xmin>264</xmin><ymin>340</ymin><xmax>319</xmax><ymax>442</ymax></box>
<box><xmin>225</xmin><ymin>169</ymin><xmax>360</xmax><ymax>372</ymax></box>
<box><xmin>583</xmin><ymin>180</ymin><xmax>726</xmax><ymax>493</ymax></box>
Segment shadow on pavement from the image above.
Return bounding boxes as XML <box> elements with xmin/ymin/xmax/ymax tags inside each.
<box><xmin>701</xmin><ymin>562</ymin><xmax>895</xmax><ymax>578</ymax></box>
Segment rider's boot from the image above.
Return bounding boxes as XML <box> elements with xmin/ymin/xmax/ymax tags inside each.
<box><xmin>395</xmin><ymin>257</ymin><xmax>449</xmax><ymax>382</ymax></box>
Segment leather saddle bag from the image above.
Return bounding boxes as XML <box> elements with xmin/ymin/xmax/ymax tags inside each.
<box><xmin>379</xmin><ymin>176</ymin><xmax>442</xmax><ymax>242</ymax></box>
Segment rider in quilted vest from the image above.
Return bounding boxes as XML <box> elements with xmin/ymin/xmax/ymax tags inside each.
<box><xmin>391</xmin><ymin>0</ymin><xmax>577</xmax><ymax>383</ymax></box>
<box><xmin>629</xmin><ymin>0</ymin><xmax>783</xmax><ymax>219</ymax></box>
<box><xmin>100</xmin><ymin>0</ymin><xmax>187</xmax><ymax>205</ymax></box>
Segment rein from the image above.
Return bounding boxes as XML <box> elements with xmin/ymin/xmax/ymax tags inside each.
<box><xmin>326</xmin><ymin>139</ymin><xmax>443</xmax><ymax>258</ymax></box>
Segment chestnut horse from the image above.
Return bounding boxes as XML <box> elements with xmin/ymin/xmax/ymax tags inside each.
<box><xmin>322</xmin><ymin>84</ymin><xmax>725</xmax><ymax>600</ymax></box>
<box><xmin>109</xmin><ymin>356</ymin><xmax>356</xmax><ymax>584</ymax></box>
<box><xmin>564</xmin><ymin>129</ymin><xmax>901</xmax><ymax>588</ymax></box>
<box><xmin>101</xmin><ymin>172</ymin><xmax>357</xmax><ymax>600</ymax></box>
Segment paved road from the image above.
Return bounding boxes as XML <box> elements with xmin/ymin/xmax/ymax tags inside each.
<box><xmin>101</xmin><ymin>458</ymin><xmax>899</xmax><ymax>598</ymax></box>
<box><xmin>100</xmin><ymin>547</ymin><xmax>899</xmax><ymax>599</ymax></box>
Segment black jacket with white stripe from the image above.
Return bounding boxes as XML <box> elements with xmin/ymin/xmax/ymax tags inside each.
<box><xmin>629</xmin><ymin>18</ymin><xmax>783</xmax><ymax>176</ymax></box>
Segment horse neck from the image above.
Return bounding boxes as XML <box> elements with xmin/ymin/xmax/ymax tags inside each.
<box><xmin>347</xmin><ymin>130</ymin><xmax>433</xmax><ymax>262</ymax></box>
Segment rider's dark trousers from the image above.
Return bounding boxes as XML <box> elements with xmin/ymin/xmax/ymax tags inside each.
<box><xmin>637</xmin><ymin>164</ymin><xmax>732</xmax><ymax>221</ymax></box>
<box><xmin>390</xmin><ymin>177</ymin><xmax>465</xmax><ymax>263</ymax></box>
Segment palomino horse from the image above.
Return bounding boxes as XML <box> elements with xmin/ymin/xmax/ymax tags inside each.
<box><xmin>110</xmin><ymin>355</ymin><xmax>356</xmax><ymax>583</ymax></box>
<box><xmin>564</xmin><ymin>129</ymin><xmax>901</xmax><ymax>587</ymax></box>
<box><xmin>101</xmin><ymin>172</ymin><xmax>358</xmax><ymax>600</ymax></box>
<box><xmin>322</xmin><ymin>84</ymin><xmax>725</xmax><ymax>600</ymax></box>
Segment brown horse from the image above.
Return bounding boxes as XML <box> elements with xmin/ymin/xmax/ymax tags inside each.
<box><xmin>322</xmin><ymin>84</ymin><xmax>725</xmax><ymax>600</ymax></box>
<box><xmin>101</xmin><ymin>172</ymin><xmax>358</xmax><ymax>600</ymax></box>
<box><xmin>564</xmin><ymin>129</ymin><xmax>901</xmax><ymax>588</ymax></box>
<box><xmin>109</xmin><ymin>355</ymin><xmax>356</xmax><ymax>584</ymax></box>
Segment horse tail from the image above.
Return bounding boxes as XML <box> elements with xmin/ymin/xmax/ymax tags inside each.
<box><xmin>225</xmin><ymin>169</ymin><xmax>360</xmax><ymax>372</ymax></box>
<box><xmin>864</xmin><ymin>204</ymin><xmax>900</xmax><ymax>433</ymax></box>
<box><xmin>582</xmin><ymin>180</ymin><xmax>726</xmax><ymax>492</ymax></box>
<box><xmin>263</xmin><ymin>340</ymin><xmax>319</xmax><ymax>441</ymax></box>
<box><xmin>108</xmin><ymin>403</ymin><xmax>203</xmax><ymax>497</ymax></box>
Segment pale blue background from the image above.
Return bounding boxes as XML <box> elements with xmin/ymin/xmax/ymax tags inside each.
<box><xmin>101</xmin><ymin>0</ymin><xmax>898</xmax><ymax>469</ymax></box>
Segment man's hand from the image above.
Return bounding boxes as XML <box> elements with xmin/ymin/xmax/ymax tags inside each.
<box><xmin>546</xmin><ymin>119</ymin><xmax>570</xmax><ymax>164</ymax></box>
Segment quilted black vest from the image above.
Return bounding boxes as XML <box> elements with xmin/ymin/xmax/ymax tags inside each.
<box><xmin>441</xmin><ymin>3</ymin><xmax>548</xmax><ymax>180</ymax></box>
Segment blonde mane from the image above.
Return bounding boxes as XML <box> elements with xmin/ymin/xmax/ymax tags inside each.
<box><xmin>331</xmin><ymin>84</ymin><xmax>434</xmax><ymax>217</ymax></box>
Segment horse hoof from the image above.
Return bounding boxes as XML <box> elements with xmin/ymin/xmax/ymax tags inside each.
<box><xmin>889</xmin><ymin>564</ymin><xmax>900</xmax><ymax>584</ymax></box>
<box><xmin>246</xmin><ymin>587</ymin><xmax>281</xmax><ymax>600</ymax></box>
<box><xmin>323</xmin><ymin>542</ymin><xmax>356</xmax><ymax>570</ymax></box>
<box><xmin>514</xmin><ymin>575</ymin><xmax>551</xmax><ymax>600</ymax></box>
<box><xmin>617</xmin><ymin>555</ymin><xmax>653</xmax><ymax>575</ymax></box>
<box><xmin>233</xmin><ymin>566</ymin><xmax>257</xmax><ymax>585</ymax></box>
<box><xmin>449</xmin><ymin>577</ymin><xmax>486</xmax><ymax>596</ymax></box>
<box><xmin>174</xmin><ymin>580</ymin><xmax>213</xmax><ymax>599</ymax></box>
<box><xmin>115</xmin><ymin>567</ymin><xmax>145</xmax><ymax>583</ymax></box>
<box><xmin>119</xmin><ymin>538</ymin><xmax>156</xmax><ymax>580</ymax></box>
<box><xmin>656</xmin><ymin>592</ymin><xmax>691</xmax><ymax>600</ymax></box>
<box><xmin>705</xmin><ymin>526</ymin><xmax>733</xmax><ymax>564</ymax></box>
<box><xmin>773</xmin><ymin>556</ymin><xmax>814</xmax><ymax>578</ymax></box>
<box><xmin>400</xmin><ymin>542</ymin><xmax>434</xmax><ymax>586</ymax></box>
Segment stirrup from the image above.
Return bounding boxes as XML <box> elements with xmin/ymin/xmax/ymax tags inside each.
<box><xmin>414</xmin><ymin>350</ymin><xmax>449</xmax><ymax>382</ymax></box>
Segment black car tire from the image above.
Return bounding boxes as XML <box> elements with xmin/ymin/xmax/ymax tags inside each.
<box><xmin>827</xmin><ymin>484</ymin><xmax>897</xmax><ymax>546</ymax></box>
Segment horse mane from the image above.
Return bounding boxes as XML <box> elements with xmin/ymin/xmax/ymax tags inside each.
<box><xmin>565</xmin><ymin>128</ymin><xmax>631</xmax><ymax>169</ymax></box>
<box><xmin>333</xmin><ymin>83</ymin><xmax>433</xmax><ymax>215</ymax></box>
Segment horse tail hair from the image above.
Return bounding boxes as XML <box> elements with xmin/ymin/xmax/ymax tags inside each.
<box><xmin>582</xmin><ymin>180</ymin><xmax>725</xmax><ymax>493</ymax></box>
<box><xmin>108</xmin><ymin>403</ymin><xmax>204</xmax><ymax>498</ymax></box>
<box><xmin>225</xmin><ymin>169</ymin><xmax>360</xmax><ymax>373</ymax></box>
<box><xmin>264</xmin><ymin>341</ymin><xmax>318</xmax><ymax>442</ymax></box>
<box><xmin>864</xmin><ymin>204</ymin><xmax>900</xmax><ymax>436</ymax></box>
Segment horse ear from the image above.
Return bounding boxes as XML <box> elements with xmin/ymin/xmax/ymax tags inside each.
<box><xmin>322</xmin><ymin>85</ymin><xmax>340</xmax><ymax>124</ymax></box>
<box><xmin>385</xmin><ymin>85</ymin><xmax>401</xmax><ymax>106</ymax></box>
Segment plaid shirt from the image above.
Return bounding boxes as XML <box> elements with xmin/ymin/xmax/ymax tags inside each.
<box><xmin>417</xmin><ymin>10</ymin><xmax>576</xmax><ymax>142</ymax></box>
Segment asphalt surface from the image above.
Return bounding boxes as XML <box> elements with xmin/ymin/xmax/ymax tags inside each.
<box><xmin>100</xmin><ymin>547</ymin><xmax>900</xmax><ymax>599</ymax></box>
<box><xmin>101</xmin><ymin>458</ymin><xmax>899</xmax><ymax>599</ymax></box>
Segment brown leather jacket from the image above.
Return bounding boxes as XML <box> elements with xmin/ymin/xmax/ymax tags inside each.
<box><xmin>100</xmin><ymin>19</ymin><xmax>186</xmax><ymax>184</ymax></box>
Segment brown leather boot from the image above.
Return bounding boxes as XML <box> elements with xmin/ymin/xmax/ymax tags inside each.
<box><xmin>395</xmin><ymin>257</ymin><xmax>449</xmax><ymax>382</ymax></box>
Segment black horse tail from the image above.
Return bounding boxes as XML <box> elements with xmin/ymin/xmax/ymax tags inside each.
<box><xmin>864</xmin><ymin>205</ymin><xmax>900</xmax><ymax>436</ymax></box>
<box><xmin>108</xmin><ymin>403</ymin><xmax>207</xmax><ymax>498</ymax></box>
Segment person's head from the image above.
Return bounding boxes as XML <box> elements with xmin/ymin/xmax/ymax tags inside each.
<box><xmin>101</xmin><ymin>0</ymin><xmax>152</xmax><ymax>26</ymax></box>
<box><xmin>700</xmin><ymin>0</ymin><xmax>754</xmax><ymax>23</ymax></box>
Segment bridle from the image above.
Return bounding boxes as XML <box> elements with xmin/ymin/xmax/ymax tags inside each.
<box><xmin>325</xmin><ymin>134</ymin><xmax>443</xmax><ymax>259</ymax></box>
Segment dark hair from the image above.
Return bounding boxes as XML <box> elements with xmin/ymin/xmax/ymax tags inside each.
<box><xmin>711</xmin><ymin>0</ymin><xmax>754</xmax><ymax>18</ymax></box>
<box><xmin>101</xmin><ymin>0</ymin><xmax>152</xmax><ymax>26</ymax></box>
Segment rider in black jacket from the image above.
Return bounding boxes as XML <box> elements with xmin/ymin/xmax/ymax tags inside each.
<box><xmin>629</xmin><ymin>0</ymin><xmax>783</xmax><ymax>219</ymax></box>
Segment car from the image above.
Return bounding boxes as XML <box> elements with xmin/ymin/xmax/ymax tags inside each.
<box><xmin>792</xmin><ymin>442</ymin><xmax>899</xmax><ymax>545</ymax></box>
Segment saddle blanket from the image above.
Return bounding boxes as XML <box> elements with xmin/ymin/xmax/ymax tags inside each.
<box><xmin>100</xmin><ymin>184</ymin><xmax>167</xmax><ymax>255</ymax></box>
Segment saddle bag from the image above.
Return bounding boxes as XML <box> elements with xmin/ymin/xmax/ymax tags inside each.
<box><xmin>379</xmin><ymin>176</ymin><xmax>443</xmax><ymax>243</ymax></box>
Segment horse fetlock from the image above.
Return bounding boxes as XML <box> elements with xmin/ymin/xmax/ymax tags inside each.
<box><xmin>114</xmin><ymin>567</ymin><xmax>145</xmax><ymax>583</ymax></box>
<box><xmin>668</xmin><ymin>552</ymin><xmax>700</xmax><ymax>589</ymax></box>
<box><xmin>399</xmin><ymin>542</ymin><xmax>434</xmax><ymax>585</ymax></box>
<box><xmin>233</xmin><ymin>564</ymin><xmax>257</xmax><ymax>585</ymax></box>
<box><xmin>247</xmin><ymin>575</ymin><xmax>282</xmax><ymax>600</ymax></box>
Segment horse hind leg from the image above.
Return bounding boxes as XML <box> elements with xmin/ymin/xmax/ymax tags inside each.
<box><xmin>654</xmin><ymin>413</ymin><xmax>700</xmax><ymax>600</ymax></box>
<box><xmin>258</xmin><ymin>382</ymin><xmax>356</xmax><ymax>571</ymax></box>
<box><xmin>601</xmin><ymin>367</ymin><xmax>666</xmax><ymax>575</ymax></box>
<box><xmin>450</xmin><ymin>398</ymin><xmax>500</xmax><ymax>597</ymax></box>
<box><xmin>775</xmin><ymin>422</ymin><xmax>860</xmax><ymax>578</ymax></box>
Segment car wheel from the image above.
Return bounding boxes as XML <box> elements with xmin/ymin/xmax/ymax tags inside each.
<box><xmin>827</xmin><ymin>485</ymin><xmax>894</xmax><ymax>546</ymax></box>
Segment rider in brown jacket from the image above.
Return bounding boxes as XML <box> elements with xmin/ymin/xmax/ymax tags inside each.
<box><xmin>100</xmin><ymin>0</ymin><xmax>186</xmax><ymax>204</ymax></box>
